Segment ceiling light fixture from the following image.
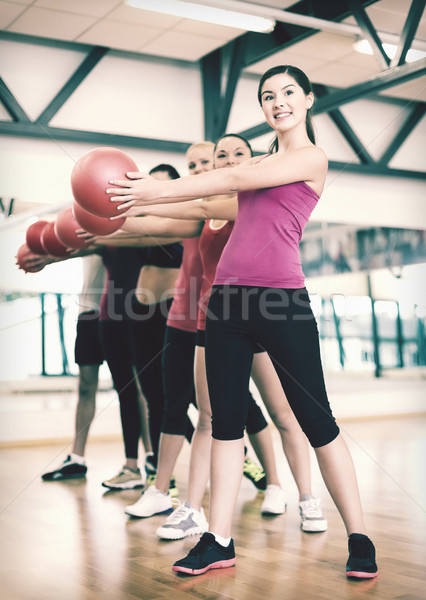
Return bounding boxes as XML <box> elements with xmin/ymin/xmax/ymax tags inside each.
<box><xmin>353</xmin><ymin>39</ymin><xmax>426</xmax><ymax>63</ymax></box>
<box><xmin>126</xmin><ymin>0</ymin><xmax>275</xmax><ymax>34</ymax></box>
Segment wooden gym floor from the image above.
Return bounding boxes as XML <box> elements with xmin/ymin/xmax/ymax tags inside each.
<box><xmin>1</xmin><ymin>415</ymin><xmax>425</xmax><ymax>600</ymax></box>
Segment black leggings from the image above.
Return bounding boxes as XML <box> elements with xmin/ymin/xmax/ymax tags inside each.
<box><xmin>161</xmin><ymin>325</ymin><xmax>267</xmax><ymax>437</ymax></box>
<box><xmin>100</xmin><ymin>319</ymin><xmax>142</xmax><ymax>459</ymax></box>
<box><xmin>205</xmin><ymin>286</ymin><xmax>340</xmax><ymax>448</ymax></box>
<box><xmin>161</xmin><ymin>325</ymin><xmax>197</xmax><ymax>436</ymax></box>
<box><xmin>100</xmin><ymin>299</ymin><xmax>193</xmax><ymax>461</ymax></box>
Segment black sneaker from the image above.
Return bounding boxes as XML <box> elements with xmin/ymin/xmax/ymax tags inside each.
<box><xmin>172</xmin><ymin>532</ymin><xmax>236</xmax><ymax>575</ymax></box>
<box><xmin>243</xmin><ymin>457</ymin><xmax>267</xmax><ymax>491</ymax></box>
<box><xmin>346</xmin><ymin>533</ymin><xmax>378</xmax><ymax>579</ymax></box>
<box><xmin>42</xmin><ymin>455</ymin><xmax>87</xmax><ymax>481</ymax></box>
<box><xmin>144</xmin><ymin>453</ymin><xmax>156</xmax><ymax>478</ymax></box>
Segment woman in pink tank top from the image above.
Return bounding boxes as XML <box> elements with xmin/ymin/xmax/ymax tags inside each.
<box><xmin>108</xmin><ymin>66</ymin><xmax>378</xmax><ymax>581</ymax></box>
<box><xmin>120</xmin><ymin>134</ymin><xmax>329</xmax><ymax>541</ymax></box>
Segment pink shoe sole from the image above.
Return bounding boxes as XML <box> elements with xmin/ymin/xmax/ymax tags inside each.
<box><xmin>172</xmin><ymin>558</ymin><xmax>236</xmax><ymax>575</ymax></box>
<box><xmin>346</xmin><ymin>570</ymin><xmax>379</xmax><ymax>579</ymax></box>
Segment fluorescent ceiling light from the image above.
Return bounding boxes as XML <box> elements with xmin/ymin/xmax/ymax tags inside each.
<box><xmin>353</xmin><ymin>39</ymin><xmax>426</xmax><ymax>63</ymax></box>
<box><xmin>126</xmin><ymin>0</ymin><xmax>275</xmax><ymax>33</ymax></box>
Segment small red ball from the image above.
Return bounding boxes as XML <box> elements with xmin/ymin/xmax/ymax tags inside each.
<box><xmin>41</xmin><ymin>222</ymin><xmax>72</xmax><ymax>257</ymax></box>
<box><xmin>16</xmin><ymin>243</ymin><xmax>45</xmax><ymax>273</ymax></box>
<box><xmin>73</xmin><ymin>201</ymin><xmax>126</xmax><ymax>235</ymax></box>
<box><xmin>55</xmin><ymin>206</ymin><xmax>88</xmax><ymax>249</ymax></box>
<box><xmin>26</xmin><ymin>220</ymin><xmax>49</xmax><ymax>255</ymax></box>
<box><xmin>71</xmin><ymin>147</ymin><xmax>137</xmax><ymax>218</ymax></box>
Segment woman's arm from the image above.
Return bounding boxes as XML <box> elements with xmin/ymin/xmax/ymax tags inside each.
<box><xmin>92</xmin><ymin>235</ymin><xmax>183</xmax><ymax>248</ymax></box>
<box><xmin>121</xmin><ymin>215</ymin><xmax>202</xmax><ymax>238</ymax></box>
<box><xmin>107</xmin><ymin>146</ymin><xmax>327</xmax><ymax>213</ymax></box>
<box><xmin>113</xmin><ymin>195</ymin><xmax>238</xmax><ymax>222</ymax></box>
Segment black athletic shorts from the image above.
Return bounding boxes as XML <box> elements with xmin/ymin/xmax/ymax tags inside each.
<box><xmin>74</xmin><ymin>310</ymin><xmax>104</xmax><ymax>366</ymax></box>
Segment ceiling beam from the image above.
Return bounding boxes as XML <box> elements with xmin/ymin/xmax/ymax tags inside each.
<box><xmin>347</xmin><ymin>0</ymin><xmax>390</xmax><ymax>69</ymax></box>
<box><xmin>217</xmin><ymin>36</ymin><xmax>248</xmax><ymax>136</ymax></box>
<box><xmin>201</xmin><ymin>48</ymin><xmax>222</xmax><ymax>141</ymax></box>
<box><xmin>378</xmin><ymin>103</ymin><xmax>426</xmax><ymax>165</ymax></box>
<box><xmin>391</xmin><ymin>0</ymin><xmax>425</xmax><ymax>68</ymax></box>
<box><xmin>0</xmin><ymin>121</ymin><xmax>191</xmax><ymax>154</ymax></box>
<box><xmin>201</xmin><ymin>35</ymin><xmax>248</xmax><ymax>141</ymax></box>
<box><xmin>1</xmin><ymin>120</ymin><xmax>424</xmax><ymax>181</ymax></box>
<box><xmin>36</xmin><ymin>46</ymin><xmax>109</xmax><ymax>124</ymax></box>
<box><xmin>327</xmin><ymin>160</ymin><xmax>426</xmax><ymax>180</ymax></box>
<box><xmin>0</xmin><ymin>77</ymin><xmax>30</xmax><ymax>122</ymax></box>
<box><xmin>314</xmin><ymin>84</ymin><xmax>374</xmax><ymax>165</ymax></box>
<box><xmin>314</xmin><ymin>58</ymin><xmax>426</xmax><ymax>113</ymax></box>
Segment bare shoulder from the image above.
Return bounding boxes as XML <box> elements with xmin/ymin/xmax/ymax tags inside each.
<box><xmin>238</xmin><ymin>154</ymin><xmax>269</xmax><ymax>168</ymax></box>
<box><xmin>288</xmin><ymin>145</ymin><xmax>327</xmax><ymax>166</ymax></box>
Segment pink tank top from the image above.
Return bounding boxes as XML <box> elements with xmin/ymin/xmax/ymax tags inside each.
<box><xmin>214</xmin><ymin>181</ymin><xmax>319</xmax><ymax>288</ymax></box>
<box><xmin>197</xmin><ymin>220</ymin><xmax>234</xmax><ymax>331</ymax></box>
<box><xmin>167</xmin><ymin>237</ymin><xmax>203</xmax><ymax>332</ymax></box>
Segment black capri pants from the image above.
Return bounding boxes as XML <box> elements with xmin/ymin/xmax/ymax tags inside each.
<box><xmin>196</xmin><ymin>328</ymin><xmax>268</xmax><ymax>436</ymax></box>
<box><xmin>205</xmin><ymin>286</ymin><xmax>340</xmax><ymax>448</ymax></box>
<box><xmin>161</xmin><ymin>325</ymin><xmax>197</xmax><ymax>438</ymax></box>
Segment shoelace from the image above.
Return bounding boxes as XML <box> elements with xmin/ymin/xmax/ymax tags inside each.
<box><xmin>113</xmin><ymin>468</ymin><xmax>138</xmax><ymax>479</ymax></box>
<box><xmin>166</xmin><ymin>501</ymin><xmax>191</xmax><ymax>523</ymax></box>
<box><xmin>302</xmin><ymin>499</ymin><xmax>322</xmax><ymax>518</ymax></box>
<box><xmin>187</xmin><ymin>534</ymin><xmax>213</xmax><ymax>556</ymax></box>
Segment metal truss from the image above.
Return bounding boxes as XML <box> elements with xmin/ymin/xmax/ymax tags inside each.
<box><xmin>0</xmin><ymin>0</ymin><xmax>425</xmax><ymax>182</ymax></box>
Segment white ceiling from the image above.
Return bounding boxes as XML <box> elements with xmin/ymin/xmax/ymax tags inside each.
<box><xmin>0</xmin><ymin>0</ymin><xmax>425</xmax><ymax>102</ymax></box>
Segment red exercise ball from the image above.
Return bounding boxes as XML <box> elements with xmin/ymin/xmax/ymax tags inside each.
<box><xmin>55</xmin><ymin>206</ymin><xmax>88</xmax><ymax>249</ymax></box>
<box><xmin>73</xmin><ymin>201</ymin><xmax>126</xmax><ymax>235</ymax></box>
<box><xmin>16</xmin><ymin>243</ymin><xmax>45</xmax><ymax>273</ymax></box>
<box><xmin>26</xmin><ymin>220</ymin><xmax>49</xmax><ymax>255</ymax></box>
<box><xmin>41</xmin><ymin>221</ymin><xmax>72</xmax><ymax>257</ymax></box>
<box><xmin>71</xmin><ymin>147</ymin><xmax>137</xmax><ymax>217</ymax></box>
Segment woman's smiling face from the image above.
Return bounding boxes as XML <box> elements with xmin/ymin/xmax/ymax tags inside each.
<box><xmin>187</xmin><ymin>146</ymin><xmax>214</xmax><ymax>175</ymax></box>
<box><xmin>214</xmin><ymin>136</ymin><xmax>252</xmax><ymax>170</ymax></box>
<box><xmin>260</xmin><ymin>72</ymin><xmax>313</xmax><ymax>135</ymax></box>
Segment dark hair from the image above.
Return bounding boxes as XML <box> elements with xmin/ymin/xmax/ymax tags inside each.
<box><xmin>149</xmin><ymin>163</ymin><xmax>180</xmax><ymax>179</ymax></box>
<box><xmin>214</xmin><ymin>133</ymin><xmax>253</xmax><ymax>158</ymax></box>
<box><xmin>257</xmin><ymin>65</ymin><xmax>315</xmax><ymax>152</ymax></box>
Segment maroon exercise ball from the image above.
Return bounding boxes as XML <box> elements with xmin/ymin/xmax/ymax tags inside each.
<box><xmin>41</xmin><ymin>221</ymin><xmax>72</xmax><ymax>258</ymax></box>
<box><xmin>26</xmin><ymin>220</ymin><xmax>49</xmax><ymax>255</ymax></box>
<box><xmin>73</xmin><ymin>201</ymin><xmax>126</xmax><ymax>235</ymax></box>
<box><xmin>16</xmin><ymin>243</ymin><xmax>45</xmax><ymax>273</ymax></box>
<box><xmin>55</xmin><ymin>206</ymin><xmax>88</xmax><ymax>249</ymax></box>
<box><xmin>71</xmin><ymin>147</ymin><xmax>137</xmax><ymax>218</ymax></box>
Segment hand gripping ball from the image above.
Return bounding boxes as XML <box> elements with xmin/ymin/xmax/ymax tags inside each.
<box><xmin>41</xmin><ymin>221</ymin><xmax>72</xmax><ymax>257</ymax></box>
<box><xmin>71</xmin><ymin>147</ymin><xmax>137</xmax><ymax>217</ymax></box>
<box><xmin>26</xmin><ymin>220</ymin><xmax>49</xmax><ymax>255</ymax></box>
<box><xmin>55</xmin><ymin>206</ymin><xmax>88</xmax><ymax>249</ymax></box>
<box><xmin>73</xmin><ymin>201</ymin><xmax>125</xmax><ymax>236</ymax></box>
<box><xmin>16</xmin><ymin>243</ymin><xmax>45</xmax><ymax>273</ymax></box>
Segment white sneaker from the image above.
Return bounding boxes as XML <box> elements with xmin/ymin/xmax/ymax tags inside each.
<box><xmin>261</xmin><ymin>484</ymin><xmax>287</xmax><ymax>515</ymax></box>
<box><xmin>156</xmin><ymin>501</ymin><xmax>208</xmax><ymax>540</ymax></box>
<box><xmin>299</xmin><ymin>497</ymin><xmax>328</xmax><ymax>532</ymax></box>
<box><xmin>125</xmin><ymin>486</ymin><xmax>173</xmax><ymax>518</ymax></box>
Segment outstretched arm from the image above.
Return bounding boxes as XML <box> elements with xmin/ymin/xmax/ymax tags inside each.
<box><xmin>92</xmin><ymin>233</ymin><xmax>183</xmax><ymax>248</ymax></box>
<box><xmin>120</xmin><ymin>215</ymin><xmax>202</xmax><ymax>238</ymax></box>
<box><xmin>107</xmin><ymin>146</ymin><xmax>327</xmax><ymax>215</ymax></box>
<box><xmin>113</xmin><ymin>195</ymin><xmax>238</xmax><ymax>222</ymax></box>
